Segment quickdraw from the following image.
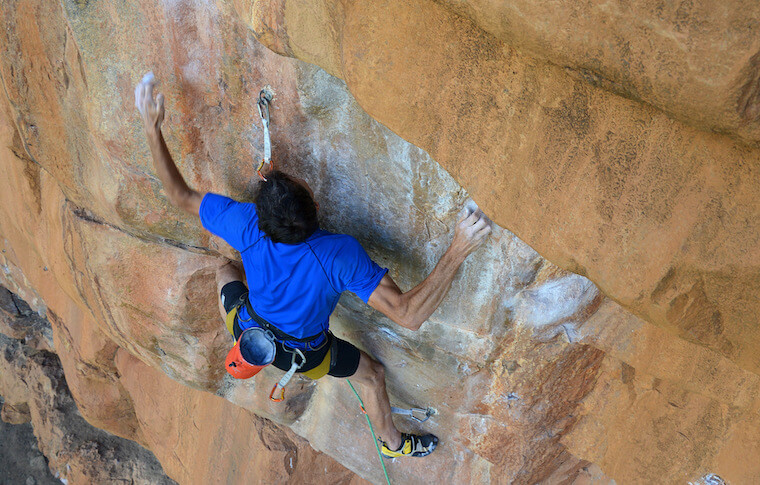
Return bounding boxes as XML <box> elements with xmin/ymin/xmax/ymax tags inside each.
<box><xmin>269</xmin><ymin>348</ymin><xmax>305</xmax><ymax>402</ymax></box>
<box><xmin>390</xmin><ymin>406</ymin><xmax>435</xmax><ymax>423</ymax></box>
<box><xmin>256</xmin><ymin>88</ymin><xmax>274</xmax><ymax>181</ymax></box>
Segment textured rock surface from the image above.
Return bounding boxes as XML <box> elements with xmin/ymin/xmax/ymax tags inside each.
<box><xmin>0</xmin><ymin>396</ymin><xmax>63</xmax><ymax>485</ymax></box>
<box><xmin>434</xmin><ymin>0</ymin><xmax>760</xmax><ymax>143</ymax></box>
<box><xmin>0</xmin><ymin>307</ymin><xmax>175</xmax><ymax>484</ymax></box>
<box><xmin>237</xmin><ymin>0</ymin><xmax>760</xmax><ymax>143</ymax></box>
<box><xmin>0</xmin><ymin>285</ymin><xmax>361</xmax><ymax>485</ymax></box>
<box><xmin>240</xmin><ymin>0</ymin><xmax>760</xmax><ymax>377</ymax></box>
<box><xmin>0</xmin><ymin>285</ymin><xmax>53</xmax><ymax>352</ymax></box>
<box><xmin>0</xmin><ymin>0</ymin><xmax>757</xmax><ymax>484</ymax></box>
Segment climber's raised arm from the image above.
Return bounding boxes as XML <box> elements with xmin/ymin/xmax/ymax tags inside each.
<box><xmin>135</xmin><ymin>73</ymin><xmax>204</xmax><ymax>216</ymax></box>
<box><xmin>368</xmin><ymin>209</ymin><xmax>491</xmax><ymax>331</ymax></box>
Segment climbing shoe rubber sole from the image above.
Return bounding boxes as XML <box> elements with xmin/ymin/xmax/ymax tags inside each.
<box><xmin>380</xmin><ymin>433</ymin><xmax>438</xmax><ymax>458</ymax></box>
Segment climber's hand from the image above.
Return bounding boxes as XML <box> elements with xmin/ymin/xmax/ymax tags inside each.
<box><xmin>449</xmin><ymin>206</ymin><xmax>492</xmax><ymax>260</ymax></box>
<box><xmin>135</xmin><ymin>72</ymin><xmax>165</xmax><ymax>134</ymax></box>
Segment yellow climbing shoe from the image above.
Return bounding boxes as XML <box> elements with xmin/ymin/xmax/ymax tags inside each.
<box><xmin>380</xmin><ymin>433</ymin><xmax>438</xmax><ymax>458</ymax></box>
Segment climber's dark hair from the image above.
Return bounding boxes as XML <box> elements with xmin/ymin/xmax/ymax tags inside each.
<box><xmin>256</xmin><ymin>170</ymin><xmax>318</xmax><ymax>244</ymax></box>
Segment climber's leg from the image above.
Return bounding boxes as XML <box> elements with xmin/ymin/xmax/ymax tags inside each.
<box><xmin>349</xmin><ymin>352</ymin><xmax>403</xmax><ymax>449</ymax></box>
<box><xmin>347</xmin><ymin>352</ymin><xmax>438</xmax><ymax>457</ymax></box>
<box><xmin>216</xmin><ymin>260</ymin><xmax>245</xmax><ymax>320</ymax></box>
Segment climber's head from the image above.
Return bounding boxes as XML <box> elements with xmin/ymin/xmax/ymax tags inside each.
<box><xmin>256</xmin><ymin>170</ymin><xmax>319</xmax><ymax>244</ymax></box>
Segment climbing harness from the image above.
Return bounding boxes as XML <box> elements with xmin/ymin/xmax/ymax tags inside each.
<box><xmin>233</xmin><ymin>298</ymin><xmax>321</xmax><ymax>401</ymax></box>
<box><xmin>269</xmin><ymin>348</ymin><xmax>305</xmax><ymax>402</ymax></box>
<box><xmin>256</xmin><ymin>88</ymin><xmax>274</xmax><ymax>181</ymax></box>
<box><xmin>243</xmin><ymin>299</ymin><xmax>327</xmax><ymax>347</ymax></box>
<box><xmin>224</xmin><ymin>294</ymin><xmax>326</xmax><ymax>388</ymax></box>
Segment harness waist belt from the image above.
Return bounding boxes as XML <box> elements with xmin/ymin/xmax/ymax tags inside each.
<box><xmin>243</xmin><ymin>298</ymin><xmax>325</xmax><ymax>344</ymax></box>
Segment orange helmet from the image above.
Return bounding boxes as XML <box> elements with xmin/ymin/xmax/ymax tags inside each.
<box><xmin>225</xmin><ymin>327</ymin><xmax>277</xmax><ymax>379</ymax></box>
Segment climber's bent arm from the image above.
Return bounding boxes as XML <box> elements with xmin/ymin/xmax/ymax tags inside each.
<box><xmin>368</xmin><ymin>250</ymin><xmax>466</xmax><ymax>331</ymax></box>
<box><xmin>145</xmin><ymin>128</ymin><xmax>204</xmax><ymax>216</ymax></box>
<box><xmin>136</xmin><ymin>73</ymin><xmax>204</xmax><ymax>217</ymax></box>
<box><xmin>368</xmin><ymin>211</ymin><xmax>491</xmax><ymax>331</ymax></box>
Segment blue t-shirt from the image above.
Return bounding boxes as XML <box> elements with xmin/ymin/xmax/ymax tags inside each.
<box><xmin>200</xmin><ymin>193</ymin><xmax>387</xmax><ymax>345</ymax></box>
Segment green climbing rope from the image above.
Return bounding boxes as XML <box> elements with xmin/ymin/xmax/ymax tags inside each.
<box><xmin>346</xmin><ymin>379</ymin><xmax>392</xmax><ymax>485</ymax></box>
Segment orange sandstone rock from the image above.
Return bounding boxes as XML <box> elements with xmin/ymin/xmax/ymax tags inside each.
<box><xmin>434</xmin><ymin>0</ymin><xmax>760</xmax><ymax>143</ymax></box>
<box><xmin>240</xmin><ymin>0</ymin><xmax>760</xmax><ymax>376</ymax></box>
<box><xmin>0</xmin><ymin>0</ymin><xmax>758</xmax><ymax>483</ymax></box>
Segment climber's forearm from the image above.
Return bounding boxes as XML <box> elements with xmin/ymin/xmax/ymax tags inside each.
<box><xmin>368</xmin><ymin>209</ymin><xmax>491</xmax><ymax>330</ymax></box>
<box><xmin>135</xmin><ymin>72</ymin><xmax>203</xmax><ymax>215</ymax></box>
<box><xmin>368</xmin><ymin>247</ymin><xmax>466</xmax><ymax>331</ymax></box>
<box><xmin>399</xmin><ymin>247</ymin><xmax>466</xmax><ymax>329</ymax></box>
<box><xmin>145</xmin><ymin>128</ymin><xmax>203</xmax><ymax>216</ymax></box>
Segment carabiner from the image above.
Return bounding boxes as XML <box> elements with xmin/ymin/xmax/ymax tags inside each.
<box><xmin>390</xmin><ymin>406</ymin><xmax>435</xmax><ymax>423</ymax></box>
<box><xmin>269</xmin><ymin>349</ymin><xmax>305</xmax><ymax>403</ymax></box>
<box><xmin>256</xmin><ymin>90</ymin><xmax>271</xmax><ymax>125</ymax></box>
<box><xmin>269</xmin><ymin>383</ymin><xmax>285</xmax><ymax>402</ymax></box>
<box><xmin>257</xmin><ymin>158</ymin><xmax>275</xmax><ymax>181</ymax></box>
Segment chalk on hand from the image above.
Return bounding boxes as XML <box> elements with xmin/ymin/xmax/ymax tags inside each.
<box><xmin>461</xmin><ymin>199</ymin><xmax>493</xmax><ymax>227</ymax></box>
<box><xmin>135</xmin><ymin>71</ymin><xmax>156</xmax><ymax>114</ymax></box>
<box><xmin>464</xmin><ymin>199</ymin><xmax>479</xmax><ymax>217</ymax></box>
<box><xmin>460</xmin><ymin>199</ymin><xmax>481</xmax><ymax>220</ymax></box>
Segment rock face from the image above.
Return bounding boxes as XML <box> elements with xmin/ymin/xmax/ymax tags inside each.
<box><xmin>0</xmin><ymin>0</ymin><xmax>757</xmax><ymax>484</ymax></box>
<box><xmin>238</xmin><ymin>0</ymin><xmax>760</xmax><ymax>376</ymax></box>
<box><xmin>237</xmin><ymin>0</ymin><xmax>760</xmax><ymax>143</ymax></box>
<box><xmin>0</xmin><ymin>397</ymin><xmax>67</xmax><ymax>485</ymax></box>
<box><xmin>0</xmin><ymin>290</ymin><xmax>176</xmax><ymax>484</ymax></box>
<box><xmin>438</xmin><ymin>0</ymin><xmax>760</xmax><ymax>143</ymax></box>
<box><xmin>0</xmin><ymin>285</ymin><xmax>362</xmax><ymax>485</ymax></box>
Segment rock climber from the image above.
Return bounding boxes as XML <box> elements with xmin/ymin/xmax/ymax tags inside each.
<box><xmin>134</xmin><ymin>73</ymin><xmax>491</xmax><ymax>458</ymax></box>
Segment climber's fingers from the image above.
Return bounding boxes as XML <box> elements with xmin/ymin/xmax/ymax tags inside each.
<box><xmin>142</xmin><ymin>72</ymin><xmax>156</xmax><ymax>104</ymax></box>
<box><xmin>156</xmin><ymin>93</ymin><xmax>165</xmax><ymax>125</ymax></box>
<box><xmin>135</xmin><ymin>72</ymin><xmax>157</xmax><ymax>113</ymax></box>
<box><xmin>134</xmin><ymin>81</ymin><xmax>145</xmax><ymax>114</ymax></box>
<box><xmin>457</xmin><ymin>209</ymin><xmax>480</xmax><ymax>227</ymax></box>
<box><xmin>135</xmin><ymin>72</ymin><xmax>164</xmax><ymax>130</ymax></box>
<box><xmin>474</xmin><ymin>222</ymin><xmax>492</xmax><ymax>240</ymax></box>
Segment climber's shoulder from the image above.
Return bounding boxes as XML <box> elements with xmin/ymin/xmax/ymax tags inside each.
<box><xmin>198</xmin><ymin>193</ymin><xmax>261</xmax><ymax>251</ymax></box>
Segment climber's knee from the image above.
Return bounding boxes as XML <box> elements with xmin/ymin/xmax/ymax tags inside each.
<box><xmin>352</xmin><ymin>352</ymin><xmax>386</xmax><ymax>388</ymax></box>
<box><xmin>216</xmin><ymin>261</ymin><xmax>244</xmax><ymax>293</ymax></box>
<box><xmin>215</xmin><ymin>262</ymin><xmax>247</xmax><ymax>323</ymax></box>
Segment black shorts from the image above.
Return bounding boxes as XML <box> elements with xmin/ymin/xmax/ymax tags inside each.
<box><xmin>221</xmin><ymin>281</ymin><xmax>360</xmax><ymax>378</ymax></box>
